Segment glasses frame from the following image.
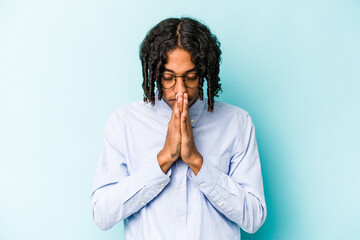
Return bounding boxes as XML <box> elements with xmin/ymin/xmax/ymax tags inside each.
<box><xmin>161</xmin><ymin>72</ymin><xmax>200</xmax><ymax>89</ymax></box>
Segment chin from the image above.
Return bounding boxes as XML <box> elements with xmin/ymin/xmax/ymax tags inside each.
<box><xmin>189</xmin><ymin>100</ymin><xmax>196</xmax><ymax>108</ymax></box>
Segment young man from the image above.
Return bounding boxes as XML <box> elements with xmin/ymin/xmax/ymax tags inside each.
<box><xmin>90</xmin><ymin>17</ymin><xmax>267</xmax><ymax>239</ymax></box>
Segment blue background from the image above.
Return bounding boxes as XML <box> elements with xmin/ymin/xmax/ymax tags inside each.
<box><xmin>1</xmin><ymin>0</ymin><xmax>359</xmax><ymax>239</ymax></box>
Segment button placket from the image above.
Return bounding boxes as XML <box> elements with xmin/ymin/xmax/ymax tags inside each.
<box><xmin>175</xmin><ymin>162</ymin><xmax>188</xmax><ymax>240</ymax></box>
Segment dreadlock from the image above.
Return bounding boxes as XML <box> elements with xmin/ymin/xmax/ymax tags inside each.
<box><xmin>139</xmin><ymin>17</ymin><xmax>222</xmax><ymax>112</ymax></box>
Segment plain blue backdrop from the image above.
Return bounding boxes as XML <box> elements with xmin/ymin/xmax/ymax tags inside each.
<box><xmin>0</xmin><ymin>0</ymin><xmax>359</xmax><ymax>239</ymax></box>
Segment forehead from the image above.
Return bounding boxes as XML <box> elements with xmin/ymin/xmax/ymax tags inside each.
<box><xmin>164</xmin><ymin>48</ymin><xmax>195</xmax><ymax>73</ymax></box>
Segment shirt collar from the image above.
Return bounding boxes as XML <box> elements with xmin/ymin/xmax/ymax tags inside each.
<box><xmin>154</xmin><ymin>90</ymin><xmax>205</xmax><ymax>127</ymax></box>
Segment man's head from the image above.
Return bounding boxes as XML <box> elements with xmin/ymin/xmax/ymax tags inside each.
<box><xmin>140</xmin><ymin>17</ymin><xmax>222</xmax><ymax>112</ymax></box>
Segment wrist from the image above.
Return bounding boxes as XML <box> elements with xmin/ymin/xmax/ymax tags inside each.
<box><xmin>158</xmin><ymin>149</ymin><xmax>175</xmax><ymax>165</ymax></box>
<box><xmin>157</xmin><ymin>150</ymin><xmax>173</xmax><ymax>174</ymax></box>
<box><xmin>187</xmin><ymin>153</ymin><xmax>203</xmax><ymax>176</ymax></box>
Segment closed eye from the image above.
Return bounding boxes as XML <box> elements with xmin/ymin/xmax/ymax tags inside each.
<box><xmin>185</xmin><ymin>73</ymin><xmax>198</xmax><ymax>80</ymax></box>
<box><xmin>162</xmin><ymin>73</ymin><xmax>175</xmax><ymax>81</ymax></box>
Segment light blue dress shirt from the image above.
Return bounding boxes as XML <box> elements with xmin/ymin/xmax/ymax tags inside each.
<box><xmin>90</xmin><ymin>94</ymin><xmax>267</xmax><ymax>239</ymax></box>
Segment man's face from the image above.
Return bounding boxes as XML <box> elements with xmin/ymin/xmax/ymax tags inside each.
<box><xmin>161</xmin><ymin>48</ymin><xmax>200</xmax><ymax>109</ymax></box>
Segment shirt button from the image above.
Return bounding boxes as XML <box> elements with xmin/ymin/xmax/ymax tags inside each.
<box><xmin>217</xmin><ymin>201</ymin><xmax>224</xmax><ymax>206</ymax></box>
<box><xmin>199</xmin><ymin>183</ymin><xmax>205</xmax><ymax>188</ymax></box>
<box><xmin>179</xmin><ymin>218</ymin><xmax>183</xmax><ymax>224</ymax></box>
<box><xmin>191</xmin><ymin>119</ymin><xmax>194</xmax><ymax>123</ymax></box>
<box><xmin>160</xmin><ymin>183</ymin><xmax>165</xmax><ymax>187</ymax></box>
<box><xmin>178</xmin><ymin>184</ymin><xmax>183</xmax><ymax>190</ymax></box>
<box><xmin>141</xmin><ymin>202</ymin><xmax>145</xmax><ymax>206</ymax></box>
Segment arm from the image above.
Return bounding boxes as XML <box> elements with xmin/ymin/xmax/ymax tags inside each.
<box><xmin>90</xmin><ymin>96</ymin><xmax>183</xmax><ymax>231</ymax></box>
<box><xmin>179</xmin><ymin>92</ymin><xmax>266</xmax><ymax>233</ymax></box>
<box><xmin>89</xmin><ymin>113</ymin><xmax>171</xmax><ymax>231</ymax></box>
<box><xmin>188</xmin><ymin>114</ymin><xmax>267</xmax><ymax>233</ymax></box>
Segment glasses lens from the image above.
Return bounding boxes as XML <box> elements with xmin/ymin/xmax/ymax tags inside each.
<box><xmin>184</xmin><ymin>73</ymin><xmax>199</xmax><ymax>88</ymax></box>
<box><xmin>162</xmin><ymin>73</ymin><xmax>175</xmax><ymax>88</ymax></box>
<box><xmin>161</xmin><ymin>72</ymin><xmax>199</xmax><ymax>89</ymax></box>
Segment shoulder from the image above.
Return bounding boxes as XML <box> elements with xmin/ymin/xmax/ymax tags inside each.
<box><xmin>110</xmin><ymin>99</ymin><xmax>155</xmax><ymax>117</ymax></box>
<box><xmin>202</xmin><ymin>100</ymin><xmax>253</xmax><ymax>133</ymax></box>
<box><xmin>213</xmin><ymin>100</ymin><xmax>249</xmax><ymax>116</ymax></box>
<box><xmin>206</xmin><ymin>99</ymin><xmax>250</xmax><ymax>120</ymax></box>
<box><xmin>103</xmin><ymin>100</ymin><xmax>155</xmax><ymax>142</ymax></box>
<box><xmin>106</xmin><ymin>100</ymin><xmax>155</xmax><ymax>125</ymax></box>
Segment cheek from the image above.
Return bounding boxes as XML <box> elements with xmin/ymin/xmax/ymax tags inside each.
<box><xmin>188</xmin><ymin>89</ymin><xmax>200</xmax><ymax>99</ymax></box>
<box><xmin>162</xmin><ymin>90</ymin><xmax>172</xmax><ymax>100</ymax></box>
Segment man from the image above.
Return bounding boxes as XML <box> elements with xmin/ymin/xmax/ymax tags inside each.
<box><xmin>90</xmin><ymin>17</ymin><xmax>267</xmax><ymax>239</ymax></box>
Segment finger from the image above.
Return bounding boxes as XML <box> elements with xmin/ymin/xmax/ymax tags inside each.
<box><xmin>171</xmin><ymin>93</ymin><xmax>180</xmax><ymax>121</ymax></box>
<box><xmin>181</xmin><ymin>110</ymin><xmax>188</xmax><ymax>137</ymax></box>
<box><xmin>181</xmin><ymin>94</ymin><xmax>190</xmax><ymax>137</ymax></box>
<box><xmin>177</xmin><ymin>92</ymin><xmax>183</xmax><ymax>114</ymax></box>
<box><xmin>182</xmin><ymin>93</ymin><xmax>187</xmax><ymax>121</ymax></box>
<box><xmin>183</xmin><ymin>93</ymin><xmax>188</xmax><ymax>113</ymax></box>
<box><xmin>175</xmin><ymin>108</ymin><xmax>180</xmax><ymax>130</ymax></box>
<box><xmin>185</xmin><ymin>103</ymin><xmax>194</xmax><ymax>140</ymax></box>
<box><xmin>175</xmin><ymin>92</ymin><xmax>180</xmax><ymax>110</ymax></box>
<box><xmin>183</xmin><ymin>94</ymin><xmax>191</xmax><ymax>130</ymax></box>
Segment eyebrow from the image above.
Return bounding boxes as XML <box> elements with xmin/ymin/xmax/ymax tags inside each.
<box><xmin>163</xmin><ymin>68</ymin><xmax>196</xmax><ymax>74</ymax></box>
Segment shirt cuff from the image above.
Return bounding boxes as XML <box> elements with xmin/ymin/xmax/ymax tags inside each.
<box><xmin>187</xmin><ymin>160</ymin><xmax>220</xmax><ymax>194</ymax></box>
<box><xmin>138</xmin><ymin>158</ymin><xmax>172</xmax><ymax>188</ymax></box>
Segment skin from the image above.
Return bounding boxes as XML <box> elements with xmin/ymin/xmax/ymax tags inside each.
<box><xmin>157</xmin><ymin>48</ymin><xmax>203</xmax><ymax>175</ymax></box>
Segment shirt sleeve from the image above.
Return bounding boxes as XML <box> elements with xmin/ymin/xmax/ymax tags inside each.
<box><xmin>89</xmin><ymin>112</ymin><xmax>172</xmax><ymax>231</ymax></box>
<box><xmin>187</xmin><ymin>114</ymin><xmax>267</xmax><ymax>234</ymax></box>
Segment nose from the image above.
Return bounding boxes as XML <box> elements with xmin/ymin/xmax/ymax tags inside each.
<box><xmin>173</xmin><ymin>77</ymin><xmax>187</xmax><ymax>94</ymax></box>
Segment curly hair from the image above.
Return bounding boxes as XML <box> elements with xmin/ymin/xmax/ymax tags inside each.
<box><xmin>139</xmin><ymin>17</ymin><xmax>222</xmax><ymax>112</ymax></box>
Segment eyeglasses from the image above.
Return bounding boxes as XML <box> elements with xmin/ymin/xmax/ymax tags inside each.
<box><xmin>161</xmin><ymin>72</ymin><xmax>199</xmax><ymax>89</ymax></box>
